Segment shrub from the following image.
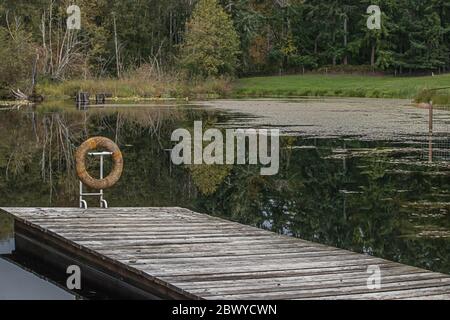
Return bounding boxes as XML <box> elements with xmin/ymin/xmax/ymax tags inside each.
<box><xmin>0</xmin><ymin>27</ymin><xmax>34</xmax><ymax>97</ymax></box>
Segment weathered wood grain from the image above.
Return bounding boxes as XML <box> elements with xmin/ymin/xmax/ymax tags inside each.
<box><xmin>2</xmin><ymin>207</ymin><xmax>449</xmax><ymax>300</ymax></box>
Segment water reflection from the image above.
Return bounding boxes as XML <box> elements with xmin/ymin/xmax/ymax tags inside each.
<box><xmin>0</xmin><ymin>214</ymin><xmax>14</xmax><ymax>254</ymax></box>
<box><xmin>0</xmin><ymin>239</ymin><xmax>15</xmax><ymax>255</ymax></box>
<box><xmin>0</xmin><ymin>210</ymin><xmax>75</xmax><ymax>300</ymax></box>
<box><xmin>0</xmin><ymin>258</ymin><xmax>74</xmax><ymax>300</ymax></box>
<box><xmin>0</xmin><ymin>102</ymin><xmax>448</xmax><ymax>277</ymax></box>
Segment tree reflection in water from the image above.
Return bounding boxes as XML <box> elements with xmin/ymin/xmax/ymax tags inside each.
<box><xmin>0</xmin><ymin>104</ymin><xmax>448</xmax><ymax>274</ymax></box>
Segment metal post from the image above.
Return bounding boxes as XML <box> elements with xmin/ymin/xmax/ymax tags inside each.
<box><xmin>79</xmin><ymin>151</ymin><xmax>112</xmax><ymax>209</ymax></box>
<box><xmin>429</xmin><ymin>101</ymin><xmax>433</xmax><ymax>134</ymax></box>
<box><xmin>99</xmin><ymin>153</ymin><xmax>108</xmax><ymax>208</ymax></box>
<box><xmin>79</xmin><ymin>181</ymin><xmax>87</xmax><ymax>209</ymax></box>
<box><xmin>428</xmin><ymin>134</ymin><xmax>433</xmax><ymax>163</ymax></box>
<box><xmin>429</xmin><ymin>101</ymin><xmax>433</xmax><ymax>163</ymax></box>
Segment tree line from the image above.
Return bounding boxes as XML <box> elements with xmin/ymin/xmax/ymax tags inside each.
<box><xmin>0</xmin><ymin>0</ymin><xmax>449</xmax><ymax>91</ymax></box>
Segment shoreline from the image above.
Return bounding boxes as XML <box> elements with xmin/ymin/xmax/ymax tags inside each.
<box><xmin>1</xmin><ymin>73</ymin><xmax>449</xmax><ymax>106</ymax></box>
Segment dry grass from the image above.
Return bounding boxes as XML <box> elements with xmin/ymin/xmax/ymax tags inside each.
<box><xmin>37</xmin><ymin>68</ymin><xmax>234</xmax><ymax>100</ymax></box>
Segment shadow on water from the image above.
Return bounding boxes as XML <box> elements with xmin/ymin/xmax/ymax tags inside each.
<box><xmin>0</xmin><ymin>100</ymin><xmax>449</xmax><ymax>298</ymax></box>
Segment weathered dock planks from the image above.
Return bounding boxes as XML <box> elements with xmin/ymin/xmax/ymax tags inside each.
<box><xmin>2</xmin><ymin>207</ymin><xmax>450</xmax><ymax>300</ymax></box>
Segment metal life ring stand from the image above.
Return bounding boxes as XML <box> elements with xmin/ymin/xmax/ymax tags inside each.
<box><xmin>76</xmin><ymin>137</ymin><xmax>123</xmax><ymax>209</ymax></box>
<box><xmin>79</xmin><ymin>151</ymin><xmax>112</xmax><ymax>209</ymax></box>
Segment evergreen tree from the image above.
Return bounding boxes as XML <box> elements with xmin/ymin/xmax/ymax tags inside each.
<box><xmin>1</xmin><ymin>0</ymin><xmax>449</xmax><ymax>79</ymax></box>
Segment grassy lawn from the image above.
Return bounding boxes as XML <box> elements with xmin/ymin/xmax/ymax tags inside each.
<box><xmin>234</xmin><ymin>74</ymin><xmax>450</xmax><ymax>100</ymax></box>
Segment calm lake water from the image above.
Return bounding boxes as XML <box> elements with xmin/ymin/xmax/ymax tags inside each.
<box><xmin>0</xmin><ymin>99</ymin><xmax>449</xmax><ymax>299</ymax></box>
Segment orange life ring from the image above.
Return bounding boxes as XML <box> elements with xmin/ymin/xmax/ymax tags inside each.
<box><xmin>75</xmin><ymin>137</ymin><xmax>123</xmax><ymax>190</ymax></box>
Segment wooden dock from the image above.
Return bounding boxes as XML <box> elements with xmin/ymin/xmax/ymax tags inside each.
<box><xmin>2</xmin><ymin>207</ymin><xmax>450</xmax><ymax>300</ymax></box>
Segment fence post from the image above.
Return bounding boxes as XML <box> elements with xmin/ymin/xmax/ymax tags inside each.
<box><xmin>428</xmin><ymin>101</ymin><xmax>433</xmax><ymax>163</ymax></box>
<box><xmin>429</xmin><ymin>100</ymin><xmax>433</xmax><ymax>134</ymax></box>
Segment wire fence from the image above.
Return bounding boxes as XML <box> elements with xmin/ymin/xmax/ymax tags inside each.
<box><xmin>421</xmin><ymin>104</ymin><xmax>450</xmax><ymax>163</ymax></box>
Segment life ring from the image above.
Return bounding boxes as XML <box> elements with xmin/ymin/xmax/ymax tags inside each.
<box><xmin>76</xmin><ymin>137</ymin><xmax>123</xmax><ymax>190</ymax></box>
